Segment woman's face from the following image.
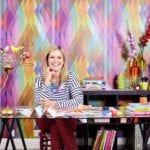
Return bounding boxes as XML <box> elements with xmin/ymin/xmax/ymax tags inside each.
<box><xmin>48</xmin><ymin>50</ymin><xmax>64</xmax><ymax>72</ymax></box>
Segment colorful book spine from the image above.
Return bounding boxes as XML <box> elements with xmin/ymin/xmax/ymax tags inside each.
<box><xmin>93</xmin><ymin>129</ymin><xmax>116</xmax><ymax>150</ymax></box>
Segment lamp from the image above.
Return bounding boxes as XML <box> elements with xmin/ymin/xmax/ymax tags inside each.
<box><xmin>0</xmin><ymin>43</ymin><xmax>32</xmax><ymax>115</ymax></box>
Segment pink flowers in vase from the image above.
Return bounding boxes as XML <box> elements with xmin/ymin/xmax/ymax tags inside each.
<box><xmin>127</xmin><ymin>31</ymin><xmax>138</xmax><ymax>59</ymax></box>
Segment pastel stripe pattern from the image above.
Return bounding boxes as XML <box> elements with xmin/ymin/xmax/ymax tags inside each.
<box><xmin>0</xmin><ymin>0</ymin><xmax>150</xmax><ymax>137</ymax></box>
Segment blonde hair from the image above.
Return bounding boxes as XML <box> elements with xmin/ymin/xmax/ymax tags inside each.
<box><xmin>43</xmin><ymin>46</ymin><xmax>68</xmax><ymax>84</ymax></box>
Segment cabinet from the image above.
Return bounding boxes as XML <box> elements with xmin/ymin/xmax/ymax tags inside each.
<box><xmin>77</xmin><ymin>90</ymin><xmax>150</xmax><ymax>150</ymax></box>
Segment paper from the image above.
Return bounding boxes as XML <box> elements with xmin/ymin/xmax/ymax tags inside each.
<box><xmin>35</xmin><ymin>106</ymin><xmax>45</xmax><ymax>117</ymax></box>
<box><xmin>19</xmin><ymin>108</ymin><xmax>33</xmax><ymax>117</ymax></box>
<box><xmin>47</xmin><ymin>108</ymin><xmax>65</xmax><ymax>118</ymax></box>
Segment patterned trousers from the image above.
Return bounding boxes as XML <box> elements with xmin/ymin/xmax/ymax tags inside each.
<box><xmin>36</xmin><ymin>118</ymin><xmax>78</xmax><ymax>150</ymax></box>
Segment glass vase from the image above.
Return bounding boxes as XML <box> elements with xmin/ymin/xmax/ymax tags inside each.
<box><xmin>128</xmin><ymin>58</ymin><xmax>140</xmax><ymax>89</ymax></box>
<box><xmin>137</xmin><ymin>51</ymin><xmax>146</xmax><ymax>77</ymax></box>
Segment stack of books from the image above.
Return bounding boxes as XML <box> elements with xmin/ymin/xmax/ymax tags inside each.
<box><xmin>82</xmin><ymin>76</ymin><xmax>111</xmax><ymax>90</ymax></box>
<box><xmin>93</xmin><ymin>128</ymin><xmax>116</xmax><ymax>150</ymax></box>
<box><xmin>126</xmin><ymin>103</ymin><xmax>150</xmax><ymax>116</ymax></box>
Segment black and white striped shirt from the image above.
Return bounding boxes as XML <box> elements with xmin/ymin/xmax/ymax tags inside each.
<box><xmin>34</xmin><ymin>72</ymin><xmax>83</xmax><ymax>108</ymax></box>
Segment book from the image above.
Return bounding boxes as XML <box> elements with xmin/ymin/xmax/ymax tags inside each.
<box><xmin>127</xmin><ymin>103</ymin><xmax>150</xmax><ymax>112</ymax></box>
<box><xmin>93</xmin><ymin>128</ymin><xmax>117</xmax><ymax>150</ymax></box>
<box><xmin>126</xmin><ymin>110</ymin><xmax>150</xmax><ymax>116</ymax></box>
<box><xmin>109</xmin><ymin>130</ymin><xmax>116</xmax><ymax>150</ymax></box>
<box><xmin>93</xmin><ymin>129</ymin><xmax>103</xmax><ymax>150</ymax></box>
<box><xmin>82</xmin><ymin>77</ymin><xmax>108</xmax><ymax>90</ymax></box>
<box><xmin>104</xmin><ymin>130</ymin><xmax>112</xmax><ymax>150</ymax></box>
<box><xmin>99</xmin><ymin>130</ymin><xmax>107</xmax><ymax>150</ymax></box>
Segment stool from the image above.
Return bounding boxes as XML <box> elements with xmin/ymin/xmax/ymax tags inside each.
<box><xmin>39</xmin><ymin>131</ymin><xmax>51</xmax><ymax>150</ymax></box>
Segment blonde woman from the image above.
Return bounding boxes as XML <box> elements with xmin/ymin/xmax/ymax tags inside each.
<box><xmin>34</xmin><ymin>46</ymin><xmax>83</xmax><ymax>150</ymax></box>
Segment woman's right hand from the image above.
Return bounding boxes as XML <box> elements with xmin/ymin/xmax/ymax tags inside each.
<box><xmin>44</xmin><ymin>67</ymin><xmax>54</xmax><ymax>85</ymax></box>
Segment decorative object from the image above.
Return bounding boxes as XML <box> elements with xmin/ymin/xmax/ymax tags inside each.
<box><xmin>126</xmin><ymin>21</ymin><xmax>150</xmax><ymax>88</ymax></box>
<box><xmin>128</xmin><ymin>58</ymin><xmax>140</xmax><ymax>89</ymax></box>
<box><xmin>139</xmin><ymin>96</ymin><xmax>148</xmax><ymax>105</ymax></box>
<box><xmin>127</xmin><ymin>31</ymin><xmax>140</xmax><ymax>88</ymax></box>
<box><xmin>138</xmin><ymin>22</ymin><xmax>150</xmax><ymax>77</ymax></box>
<box><xmin>1</xmin><ymin>106</ymin><xmax>14</xmax><ymax>115</ymax></box>
<box><xmin>0</xmin><ymin>43</ymin><xmax>32</xmax><ymax>70</ymax></box>
<box><xmin>0</xmin><ymin>42</ymin><xmax>32</xmax><ymax>115</ymax></box>
<box><xmin>140</xmin><ymin>77</ymin><xmax>149</xmax><ymax>90</ymax></box>
<box><xmin>117</xmin><ymin>74</ymin><xmax>125</xmax><ymax>89</ymax></box>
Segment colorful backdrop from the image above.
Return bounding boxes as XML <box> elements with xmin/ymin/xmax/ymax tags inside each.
<box><xmin>0</xmin><ymin>0</ymin><xmax>150</xmax><ymax>137</ymax></box>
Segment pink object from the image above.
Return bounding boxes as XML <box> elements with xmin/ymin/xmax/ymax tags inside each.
<box><xmin>49</xmin><ymin>68</ymin><xmax>53</xmax><ymax>72</ymax></box>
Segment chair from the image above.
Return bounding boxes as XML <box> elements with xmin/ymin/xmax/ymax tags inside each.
<box><xmin>39</xmin><ymin>131</ymin><xmax>78</xmax><ymax>150</ymax></box>
<box><xmin>39</xmin><ymin>131</ymin><xmax>51</xmax><ymax>150</ymax></box>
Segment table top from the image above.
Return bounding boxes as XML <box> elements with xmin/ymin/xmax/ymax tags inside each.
<box><xmin>0</xmin><ymin>106</ymin><xmax>150</xmax><ymax>120</ymax></box>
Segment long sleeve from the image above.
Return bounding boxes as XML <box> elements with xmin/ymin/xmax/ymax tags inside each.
<box><xmin>34</xmin><ymin>74</ymin><xmax>51</xmax><ymax>106</ymax></box>
<box><xmin>56</xmin><ymin>72</ymin><xmax>83</xmax><ymax>108</ymax></box>
<box><xmin>34</xmin><ymin>72</ymin><xmax>83</xmax><ymax>109</ymax></box>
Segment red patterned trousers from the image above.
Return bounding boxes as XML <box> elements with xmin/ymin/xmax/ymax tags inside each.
<box><xmin>36</xmin><ymin>118</ymin><xmax>78</xmax><ymax>150</ymax></box>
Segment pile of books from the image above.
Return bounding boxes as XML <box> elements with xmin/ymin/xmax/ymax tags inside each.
<box><xmin>82</xmin><ymin>76</ymin><xmax>111</xmax><ymax>90</ymax></box>
<box><xmin>126</xmin><ymin>103</ymin><xmax>150</xmax><ymax>116</ymax></box>
<box><xmin>93</xmin><ymin>128</ymin><xmax>116</xmax><ymax>150</ymax></box>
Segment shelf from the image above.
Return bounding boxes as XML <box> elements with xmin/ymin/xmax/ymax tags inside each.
<box><xmin>81</xmin><ymin>89</ymin><xmax>150</xmax><ymax>149</ymax></box>
<box><xmin>83</xmin><ymin>89</ymin><xmax>150</xmax><ymax>96</ymax></box>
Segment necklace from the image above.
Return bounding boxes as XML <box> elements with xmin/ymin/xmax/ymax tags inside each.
<box><xmin>49</xmin><ymin>83</ymin><xmax>60</xmax><ymax>94</ymax></box>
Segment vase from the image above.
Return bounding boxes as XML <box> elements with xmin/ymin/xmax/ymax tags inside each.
<box><xmin>128</xmin><ymin>58</ymin><xmax>140</xmax><ymax>89</ymax></box>
<box><xmin>137</xmin><ymin>51</ymin><xmax>146</xmax><ymax>77</ymax></box>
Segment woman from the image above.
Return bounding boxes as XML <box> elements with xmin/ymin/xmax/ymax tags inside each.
<box><xmin>34</xmin><ymin>46</ymin><xmax>83</xmax><ymax>150</ymax></box>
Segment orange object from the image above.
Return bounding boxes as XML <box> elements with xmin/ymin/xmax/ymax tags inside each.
<box><xmin>129</xmin><ymin>59</ymin><xmax>140</xmax><ymax>77</ymax></box>
<box><xmin>139</xmin><ymin>96</ymin><xmax>148</xmax><ymax>105</ymax></box>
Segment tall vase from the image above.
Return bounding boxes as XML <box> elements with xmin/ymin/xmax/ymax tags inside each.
<box><xmin>128</xmin><ymin>58</ymin><xmax>140</xmax><ymax>89</ymax></box>
<box><xmin>137</xmin><ymin>51</ymin><xmax>146</xmax><ymax>78</ymax></box>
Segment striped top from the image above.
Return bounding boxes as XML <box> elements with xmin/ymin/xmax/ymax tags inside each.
<box><xmin>34</xmin><ymin>72</ymin><xmax>83</xmax><ymax>108</ymax></box>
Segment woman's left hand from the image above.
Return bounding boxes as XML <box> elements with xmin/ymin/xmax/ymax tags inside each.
<box><xmin>38</xmin><ymin>99</ymin><xmax>56</xmax><ymax>109</ymax></box>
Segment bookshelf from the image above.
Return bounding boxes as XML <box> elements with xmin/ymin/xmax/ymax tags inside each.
<box><xmin>78</xmin><ymin>89</ymin><xmax>150</xmax><ymax>150</ymax></box>
<box><xmin>83</xmin><ymin>89</ymin><xmax>150</xmax><ymax>106</ymax></box>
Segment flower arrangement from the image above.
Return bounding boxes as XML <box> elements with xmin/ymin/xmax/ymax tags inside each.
<box><xmin>127</xmin><ymin>31</ymin><xmax>138</xmax><ymax>59</ymax></box>
<box><xmin>127</xmin><ymin>21</ymin><xmax>150</xmax><ymax>58</ymax></box>
<box><xmin>127</xmin><ymin>21</ymin><xmax>150</xmax><ymax>74</ymax></box>
<box><xmin>0</xmin><ymin>43</ymin><xmax>31</xmax><ymax>73</ymax></box>
<box><xmin>139</xmin><ymin>22</ymin><xmax>150</xmax><ymax>53</ymax></box>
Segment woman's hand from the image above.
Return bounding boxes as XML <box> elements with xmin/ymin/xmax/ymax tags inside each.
<box><xmin>38</xmin><ymin>99</ymin><xmax>56</xmax><ymax>109</ymax></box>
<box><xmin>44</xmin><ymin>67</ymin><xmax>55</xmax><ymax>86</ymax></box>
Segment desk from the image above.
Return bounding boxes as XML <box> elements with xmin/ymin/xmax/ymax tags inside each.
<box><xmin>0</xmin><ymin>108</ymin><xmax>150</xmax><ymax>150</ymax></box>
<box><xmin>0</xmin><ymin>117</ymin><xmax>27</xmax><ymax>150</ymax></box>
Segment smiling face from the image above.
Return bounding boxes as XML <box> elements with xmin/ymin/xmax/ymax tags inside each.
<box><xmin>47</xmin><ymin>49</ymin><xmax>64</xmax><ymax>72</ymax></box>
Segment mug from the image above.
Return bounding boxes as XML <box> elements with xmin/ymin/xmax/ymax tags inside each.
<box><xmin>139</xmin><ymin>96</ymin><xmax>148</xmax><ymax>105</ymax></box>
<box><xmin>140</xmin><ymin>82</ymin><xmax>149</xmax><ymax>90</ymax></box>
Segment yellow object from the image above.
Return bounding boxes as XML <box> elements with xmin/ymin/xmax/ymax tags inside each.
<box><xmin>11</xmin><ymin>45</ymin><xmax>24</xmax><ymax>53</ymax></box>
<box><xmin>140</xmin><ymin>82</ymin><xmax>149</xmax><ymax>90</ymax></box>
<box><xmin>117</xmin><ymin>74</ymin><xmax>125</xmax><ymax>89</ymax></box>
<box><xmin>1</xmin><ymin>107</ymin><xmax>14</xmax><ymax>115</ymax></box>
<box><xmin>139</xmin><ymin>96</ymin><xmax>148</xmax><ymax>105</ymax></box>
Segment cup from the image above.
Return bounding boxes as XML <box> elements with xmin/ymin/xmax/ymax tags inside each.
<box><xmin>139</xmin><ymin>96</ymin><xmax>148</xmax><ymax>105</ymax></box>
<box><xmin>140</xmin><ymin>81</ymin><xmax>149</xmax><ymax>90</ymax></box>
<box><xmin>117</xmin><ymin>74</ymin><xmax>125</xmax><ymax>89</ymax></box>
